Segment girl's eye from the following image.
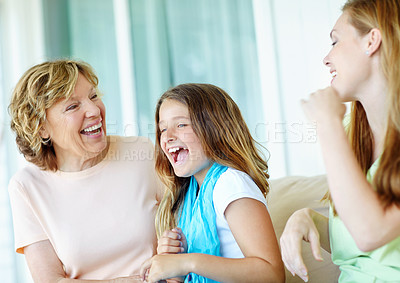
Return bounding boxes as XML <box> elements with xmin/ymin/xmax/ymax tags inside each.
<box><xmin>177</xmin><ymin>124</ymin><xmax>187</xmax><ymax>128</ymax></box>
<box><xmin>331</xmin><ymin>41</ymin><xmax>337</xmax><ymax>46</ymax></box>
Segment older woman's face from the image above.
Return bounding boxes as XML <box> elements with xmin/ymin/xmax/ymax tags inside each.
<box><xmin>40</xmin><ymin>73</ymin><xmax>107</xmax><ymax>168</ymax></box>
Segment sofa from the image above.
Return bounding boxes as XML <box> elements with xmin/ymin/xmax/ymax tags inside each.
<box><xmin>268</xmin><ymin>175</ymin><xmax>340</xmax><ymax>283</ymax></box>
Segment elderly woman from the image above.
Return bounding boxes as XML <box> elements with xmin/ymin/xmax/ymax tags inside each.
<box><xmin>8</xmin><ymin>60</ymin><xmax>162</xmax><ymax>282</ymax></box>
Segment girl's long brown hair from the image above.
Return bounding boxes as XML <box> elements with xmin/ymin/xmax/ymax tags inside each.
<box><xmin>155</xmin><ymin>83</ymin><xmax>269</xmax><ymax>237</ymax></box>
<box><xmin>329</xmin><ymin>0</ymin><xmax>400</xmax><ymax>210</ymax></box>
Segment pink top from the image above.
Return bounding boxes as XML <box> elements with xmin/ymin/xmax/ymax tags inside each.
<box><xmin>8</xmin><ymin>136</ymin><xmax>162</xmax><ymax>279</ymax></box>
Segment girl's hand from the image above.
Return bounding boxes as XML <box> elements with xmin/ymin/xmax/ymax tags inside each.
<box><xmin>157</xmin><ymin>228</ymin><xmax>187</xmax><ymax>255</ymax></box>
<box><xmin>140</xmin><ymin>254</ymin><xmax>189</xmax><ymax>283</ymax></box>
<box><xmin>280</xmin><ymin>208</ymin><xmax>323</xmax><ymax>282</ymax></box>
<box><xmin>301</xmin><ymin>87</ymin><xmax>346</xmax><ymax>125</ymax></box>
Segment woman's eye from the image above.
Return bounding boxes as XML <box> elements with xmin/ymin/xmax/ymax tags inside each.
<box><xmin>177</xmin><ymin>124</ymin><xmax>187</xmax><ymax>128</ymax></box>
<box><xmin>331</xmin><ymin>41</ymin><xmax>337</xmax><ymax>46</ymax></box>
<box><xmin>66</xmin><ymin>104</ymin><xmax>78</xmax><ymax>111</ymax></box>
<box><xmin>160</xmin><ymin>128</ymin><xmax>167</xmax><ymax>133</ymax></box>
<box><xmin>91</xmin><ymin>93</ymin><xmax>98</xmax><ymax>99</ymax></box>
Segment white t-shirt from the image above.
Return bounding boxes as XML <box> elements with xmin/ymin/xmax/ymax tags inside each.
<box><xmin>213</xmin><ymin>168</ymin><xmax>267</xmax><ymax>258</ymax></box>
<box><xmin>8</xmin><ymin>136</ymin><xmax>162</xmax><ymax>279</ymax></box>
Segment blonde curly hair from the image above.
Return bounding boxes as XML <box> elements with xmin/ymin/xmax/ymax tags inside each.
<box><xmin>8</xmin><ymin>59</ymin><xmax>99</xmax><ymax>171</ymax></box>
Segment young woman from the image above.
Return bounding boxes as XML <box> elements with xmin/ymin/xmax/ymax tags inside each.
<box><xmin>140</xmin><ymin>83</ymin><xmax>284</xmax><ymax>282</ymax></box>
<box><xmin>280</xmin><ymin>0</ymin><xmax>400</xmax><ymax>282</ymax></box>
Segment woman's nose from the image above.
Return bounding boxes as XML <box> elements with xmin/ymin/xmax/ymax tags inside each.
<box><xmin>323</xmin><ymin>54</ymin><xmax>330</xmax><ymax>66</ymax></box>
<box><xmin>85</xmin><ymin>100</ymin><xmax>101</xmax><ymax>118</ymax></box>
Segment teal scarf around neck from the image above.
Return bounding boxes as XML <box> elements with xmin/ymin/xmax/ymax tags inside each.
<box><xmin>178</xmin><ymin>163</ymin><xmax>228</xmax><ymax>283</ymax></box>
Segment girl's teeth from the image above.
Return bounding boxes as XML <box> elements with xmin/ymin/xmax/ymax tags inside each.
<box><xmin>168</xmin><ymin>147</ymin><xmax>189</xmax><ymax>153</ymax></box>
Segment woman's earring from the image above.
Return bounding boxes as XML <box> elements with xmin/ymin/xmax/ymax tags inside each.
<box><xmin>41</xmin><ymin>137</ymin><xmax>52</xmax><ymax>146</ymax></box>
<box><xmin>366</xmin><ymin>50</ymin><xmax>370</xmax><ymax>55</ymax></box>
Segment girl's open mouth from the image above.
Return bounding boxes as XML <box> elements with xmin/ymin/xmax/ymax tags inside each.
<box><xmin>168</xmin><ymin>147</ymin><xmax>189</xmax><ymax>164</ymax></box>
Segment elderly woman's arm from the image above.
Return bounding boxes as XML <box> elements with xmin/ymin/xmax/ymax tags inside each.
<box><xmin>24</xmin><ymin>240</ymin><xmax>140</xmax><ymax>283</ymax></box>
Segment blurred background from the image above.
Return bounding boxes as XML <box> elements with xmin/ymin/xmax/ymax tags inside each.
<box><xmin>0</xmin><ymin>0</ymin><xmax>343</xmax><ymax>282</ymax></box>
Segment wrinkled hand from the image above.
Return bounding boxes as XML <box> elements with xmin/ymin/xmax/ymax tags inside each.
<box><xmin>157</xmin><ymin>228</ymin><xmax>187</xmax><ymax>255</ymax></box>
<box><xmin>301</xmin><ymin>87</ymin><xmax>346</xmax><ymax>125</ymax></box>
<box><xmin>140</xmin><ymin>254</ymin><xmax>188</xmax><ymax>283</ymax></box>
<box><xmin>112</xmin><ymin>275</ymin><xmax>156</xmax><ymax>282</ymax></box>
<box><xmin>280</xmin><ymin>208</ymin><xmax>323</xmax><ymax>282</ymax></box>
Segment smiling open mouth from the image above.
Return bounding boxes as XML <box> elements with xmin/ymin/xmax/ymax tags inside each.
<box><xmin>81</xmin><ymin>122</ymin><xmax>102</xmax><ymax>136</ymax></box>
<box><xmin>168</xmin><ymin>147</ymin><xmax>189</xmax><ymax>164</ymax></box>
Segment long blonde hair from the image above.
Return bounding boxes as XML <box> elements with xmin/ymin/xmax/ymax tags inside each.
<box><xmin>341</xmin><ymin>0</ymin><xmax>400</xmax><ymax>209</ymax></box>
<box><xmin>9</xmin><ymin>60</ymin><xmax>99</xmax><ymax>171</ymax></box>
<box><xmin>154</xmin><ymin>83</ymin><xmax>269</xmax><ymax>237</ymax></box>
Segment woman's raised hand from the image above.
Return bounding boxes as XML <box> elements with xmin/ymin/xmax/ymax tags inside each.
<box><xmin>157</xmin><ymin>228</ymin><xmax>187</xmax><ymax>255</ymax></box>
<box><xmin>301</xmin><ymin>87</ymin><xmax>346</xmax><ymax>125</ymax></box>
<box><xmin>280</xmin><ymin>208</ymin><xmax>324</xmax><ymax>282</ymax></box>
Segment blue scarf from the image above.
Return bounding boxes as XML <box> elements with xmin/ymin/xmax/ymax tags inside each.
<box><xmin>178</xmin><ymin>163</ymin><xmax>228</xmax><ymax>283</ymax></box>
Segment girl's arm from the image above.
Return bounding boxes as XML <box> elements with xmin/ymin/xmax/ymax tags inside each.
<box><xmin>157</xmin><ymin>228</ymin><xmax>187</xmax><ymax>255</ymax></box>
<box><xmin>156</xmin><ymin>228</ymin><xmax>186</xmax><ymax>283</ymax></box>
<box><xmin>141</xmin><ymin>198</ymin><xmax>285</xmax><ymax>283</ymax></box>
<box><xmin>208</xmin><ymin>197</ymin><xmax>284</xmax><ymax>282</ymax></box>
<box><xmin>280</xmin><ymin>208</ymin><xmax>329</xmax><ymax>282</ymax></box>
<box><xmin>24</xmin><ymin>240</ymin><xmax>141</xmax><ymax>283</ymax></box>
<box><xmin>302</xmin><ymin>87</ymin><xmax>400</xmax><ymax>251</ymax></box>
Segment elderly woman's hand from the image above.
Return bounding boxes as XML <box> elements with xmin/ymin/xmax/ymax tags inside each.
<box><xmin>140</xmin><ymin>254</ymin><xmax>189</xmax><ymax>283</ymax></box>
<box><xmin>279</xmin><ymin>208</ymin><xmax>324</xmax><ymax>282</ymax></box>
<box><xmin>157</xmin><ymin>228</ymin><xmax>187</xmax><ymax>255</ymax></box>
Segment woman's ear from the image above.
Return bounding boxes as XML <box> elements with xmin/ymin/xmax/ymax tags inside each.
<box><xmin>366</xmin><ymin>28</ymin><xmax>382</xmax><ymax>56</ymax></box>
<box><xmin>39</xmin><ymin>126</ymin><xmax>50</xmax><ymax>139</ymax></box>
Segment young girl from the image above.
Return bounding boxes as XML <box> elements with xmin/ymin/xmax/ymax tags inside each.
<box><xmin>140</xmin><ymin>83</ymin><xmax>284</xmax><ymax>282</ymax></box>
<box><xmin>280</xmin><ymin>0</ymin><xmax>400</xmax><ymax>282</ymax></box>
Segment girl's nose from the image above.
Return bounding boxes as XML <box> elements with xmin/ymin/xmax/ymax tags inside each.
<box><xmin>165</xmin><ymin>128</ymin><xmax>176</xmax><ymax>143</ymax></box>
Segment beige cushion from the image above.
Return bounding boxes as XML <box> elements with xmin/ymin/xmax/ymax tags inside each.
<box><xmin>267</xmin><ymin>175</ymin><xmax>340</xmax><ymax>283</ymax></box>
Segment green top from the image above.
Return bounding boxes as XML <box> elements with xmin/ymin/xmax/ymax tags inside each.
<box><xmin>330</xmin><ymin>159</ymin><xmax>400</xmax><ymax>282</ymax></box>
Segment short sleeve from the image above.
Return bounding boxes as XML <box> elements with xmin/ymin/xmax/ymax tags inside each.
<box><xmin>213</xmin><ymin>168</ymin><xmax>267</xmax><ymax>219</ymax></box>
<box><xmin>8</xmin><ymin>178</ymin><xmax>48</xmax><ymax>254</ymax></box>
